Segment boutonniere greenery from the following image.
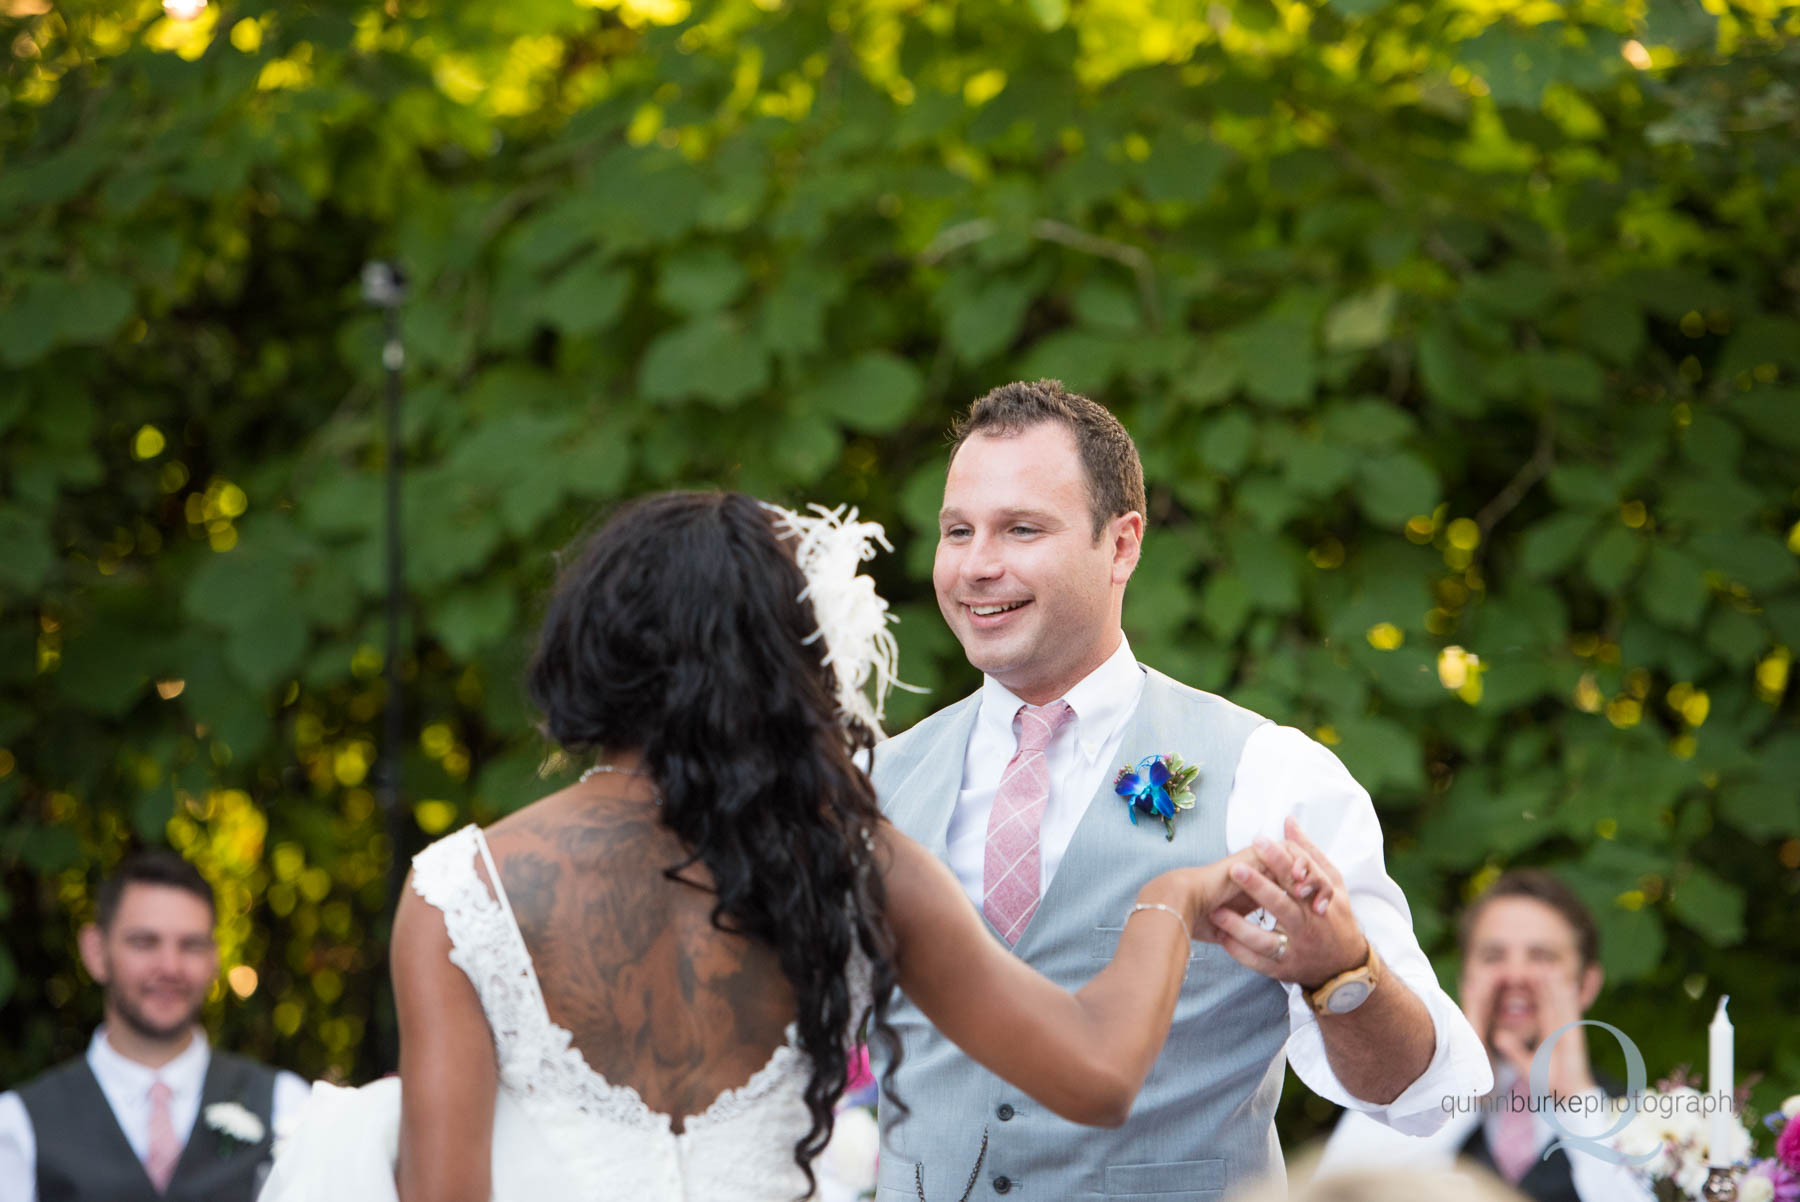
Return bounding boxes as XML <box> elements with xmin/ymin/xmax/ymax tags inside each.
<box><xmin>204</xmin><ymin>1101</ymin><xmax>266</xmax><ymax>1155</ymax></box>
<box><xmin>1114</xmin><ymin>752</ymin><xmax>1201</xmax><ymax>842</ymax></box>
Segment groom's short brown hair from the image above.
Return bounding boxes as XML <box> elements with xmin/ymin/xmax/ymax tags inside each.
<box><xmin>948</xmin><ymin>380</ymin><xmax>1146</xmax><ymax>541</ymax></box>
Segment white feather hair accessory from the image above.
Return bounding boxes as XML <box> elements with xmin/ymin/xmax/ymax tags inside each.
<box><xmin>763</xmin><ymin>501</ymin><xmax>921</xmax><ymax>739</ymax></box>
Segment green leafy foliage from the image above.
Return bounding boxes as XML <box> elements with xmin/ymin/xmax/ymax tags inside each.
<box><xmin>3</xmin><ymin>0</ymin><xmax>1797</xmax><ymax>1139</ymax></box>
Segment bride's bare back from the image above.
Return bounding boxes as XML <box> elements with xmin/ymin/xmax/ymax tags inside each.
<box><xmin>481</xmin><ymin>792</ymin><xmax>797</xmax><ymax>1129</ymax></box>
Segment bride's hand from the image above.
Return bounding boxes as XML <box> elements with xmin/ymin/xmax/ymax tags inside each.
<box><xmin>1138</xmin><ymin>843</ymin><xmax>1336</xmax><ymax>944</ymax></box>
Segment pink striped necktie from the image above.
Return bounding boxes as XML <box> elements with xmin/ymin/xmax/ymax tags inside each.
<box><xmin>1491</xmin><ymin>1079</ymin><xmax>1538</xmax><ymax>1184</ymax></box>
<box><xmin>983</xmin><ymin>701</ymin><xmax>1074</xmax><ymax>946</ymax></box>
<box><xmin>145</xmin><ymin>1079</ymin><xmax>179</xmax><ymax>1193</ymax></box>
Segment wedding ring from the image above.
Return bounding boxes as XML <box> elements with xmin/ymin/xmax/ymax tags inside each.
<box><xmin>1273</xmin><ymin>931</ymin><xmax>1289</xmax><ymax>962</ymax></box>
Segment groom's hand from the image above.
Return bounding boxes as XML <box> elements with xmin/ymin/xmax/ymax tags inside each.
<box><xmin>1207</xmin><ymin>818</ymin><xmax>1368</xmax><ymax>990</ymax></box>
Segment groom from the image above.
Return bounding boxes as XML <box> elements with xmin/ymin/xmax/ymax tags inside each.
<box><xmin>870</xmin><ymin>381</ymin><xmax>1490</xmax><ymax>1198</ymax></box>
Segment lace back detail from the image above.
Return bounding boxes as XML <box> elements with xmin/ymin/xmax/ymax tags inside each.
<box><xmin>410</xmin><ymin>826</ymin><xmax>817</xmax><ymax>1136</ymax></box>
<box><xmin>409</xmin><ymin>827</ymin><xmax>549</xmax><ymax>1077</ymax></box>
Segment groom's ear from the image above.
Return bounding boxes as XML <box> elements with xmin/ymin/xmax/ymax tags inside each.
<box><xmin>1108</xmin><ymin>511</ymin><xmax>1144</xmax><ymax>585</ymax></box>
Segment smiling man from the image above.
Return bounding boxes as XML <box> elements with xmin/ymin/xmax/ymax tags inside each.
<box><xmin>0</xmin><ymin>851</ymin><xmax>308</xmax><ymax>1202</ymax></box>
<box><xmin>1320</xmin><ymin>869</ymin><xmax>1654</xmax><ymax>1201</ymax></box>
<box><xmin>870</xmin><ymin>381</ymin><xmax>1489</xmax><ymax>1199</ymax></box>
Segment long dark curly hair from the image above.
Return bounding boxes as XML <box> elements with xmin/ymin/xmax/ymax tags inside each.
<box><xmin>526</xmin><ymin>490</ymin><xmax>902</xmax><ymax>1193</ymax></box>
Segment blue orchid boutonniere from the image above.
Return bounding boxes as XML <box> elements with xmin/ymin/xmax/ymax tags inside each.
<box><xmin>1114</xmin><ymin>753</ymin><xmax>1202</xmax><ymax>841</ymax></box>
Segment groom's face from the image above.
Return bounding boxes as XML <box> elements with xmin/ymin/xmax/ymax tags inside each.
<box><xmin>935</xmin><ymin>422</ymin><xmax>1139</xmax><ymax>705</ymax></box>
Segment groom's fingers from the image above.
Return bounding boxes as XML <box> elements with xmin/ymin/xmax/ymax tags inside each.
<box><xmin>1227</xmin><ymin>859</ymin><xmax>1305</xmax><ymax>930</ymax></box>
<box><xmin>1284</xmin><ymin>817</ymin><xmax>1347</xmax><ymax>889</ymax></box>
<box><xmin>1250</xmin><ymin>838</ymin><xmax>1321</xmax><ymax>905</ymax></box>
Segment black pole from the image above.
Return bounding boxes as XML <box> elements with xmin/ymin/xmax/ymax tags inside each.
<box><xmin>361</xmin><ymin>260</ymin><xmax>409</xmax><ymax>1072</ymax></box>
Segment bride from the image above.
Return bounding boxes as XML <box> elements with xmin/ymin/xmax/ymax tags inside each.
<box><xmin>263</xmin><ymin>491</ymin><xmax>1321</xmax><ymax>1202</ymax></box>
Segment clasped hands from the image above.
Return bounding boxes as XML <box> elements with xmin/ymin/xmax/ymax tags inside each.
<box><xmin>1173</xmin><ymin>818</ymin><xmax>1369</xmax><ymax>993</ymax></box>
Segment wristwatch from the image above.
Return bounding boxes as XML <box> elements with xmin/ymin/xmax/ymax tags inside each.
<box><xmin>1304</xmin><ymin>940</ymin><xmax>1381</xmax><ymax>1016</ymax></box>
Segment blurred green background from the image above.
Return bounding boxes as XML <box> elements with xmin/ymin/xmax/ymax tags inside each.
<box><xmin>3</xmin><ymin>0</ymin><xmax>1797</xmax><ymax>1146</ymax></box>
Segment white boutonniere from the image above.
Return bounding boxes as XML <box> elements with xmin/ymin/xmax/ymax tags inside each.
<box><xmin>204</xmin><ymin>1101</ymin><xmax>266</xmax><ymax>1152</ymax></box>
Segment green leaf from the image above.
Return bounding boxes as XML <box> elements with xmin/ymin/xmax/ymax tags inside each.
<box><xmin>1669</xmin><ymin>866</ymin><xmax>1746</xmax><ymax>947</ymax></box>
<box><xmin>1703</xmin><ymin>607</ymin><xmax>1766</xmax><ymax>666</ymax></box>
<box><xmin>943</xmin><ymin>274</ymin><xmax>1038</xmax><ymax>365</ymax></box>
<box><xmin>1641</xmin><ymin>544</ymin><xmax>1711</xmax><ymax>630</ymax></box>
<box><xmin>1198</xmin><ymin>412</ymin><xmax>1256</xmax><ymax>475</ymax></box>
<box><xmin>431</xmin><ymin>580</ymin><xmax>518</xmax><ymax>660</ymax></box>
<box><xmin>1320</xmin><ymin>398</ymin><xmax>1416</xmax><ymax>450</ymax></box>
<box><xmin>1585</xmin><ymin>525</ymin><xmax>1643</xmax><ymax>595</ymax></box>
<box><xmin>1518</xmin><ymin>513</ymin><xmax>1598</xmax><ymax>579</ymax></box>
<box><xmin>638</xmin><ymin>316</ymin><xmax>770</xmax><ymax>406</ymax></box>
<box><xmin>1547</xmin><ymin>464</ymin><xmax>1619</xmax><ymax>512</ymax></box>
<box><xmin>800</xmin><ymin>352</ymin><xmax>924</xmax><ymax>434</ymax></box>
<box><xmin>1415</xmin><ymin>321</ymin><xmax>1485</xmax><ymax>417</ymax></box>
<box><xmin>1323</xmin><ymin>284</ymin><xmax>1396</xmax><ymax>352</ymax></box>
<box><xmin>1354</xmin><ymin>452</ymin><xmax>1439</xmax><ymax>527</ymax></box>
<box><xmin>1333</xmin><ymin>713</ymin><xmax>1425</xmax><ymax>796</ymax></box>
<box><xmin>1199</xmin><ymin>572</ymin><xmax>1252</xmax><ymax>640</ymax></box>
<box><xmin>0</xmin><ymin>508</ymin><xmax>54</xmax><ymax>594</ymax></box>
<box><xmin>1593</xmin><ymin>905</ymin><xmax>1666</xmax><ymax>984</ymax></box>
<box><xmin>1071</xmin><ymin>279</ymin><xmax>1141</xmax><ymax>334</ymax></box>
<box><xmin>540</xmin><ymin>259</ymin><xmax>633</xmax><ymax>336</ymax></box>
<box><xmin>654</xmin><ymin>247</ymin><xmax>748</xmax><ymax>316</ymax></box>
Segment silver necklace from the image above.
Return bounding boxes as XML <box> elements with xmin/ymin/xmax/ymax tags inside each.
<box><xmin>578</xmin><ymin>763</ymin><xmax>661</xmax><ymax>805</ymax></box>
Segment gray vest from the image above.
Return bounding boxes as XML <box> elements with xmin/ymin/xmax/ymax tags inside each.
<box><xmin>871</xmin><ymin>669</ymin><xmax>1286</xmax><ymax>1202</ymax></box>
<box><xmin>18</xmin><ymin>1049</ymin><xmax>277</xmax><ymax>1202</ymax></box>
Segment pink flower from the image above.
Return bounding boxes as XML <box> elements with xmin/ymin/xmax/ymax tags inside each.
<box><xmin>1747</xmin><ymin>1157</ymin><xmax>1800</xmax><ymax>1202</ymax></box>
<box><xmin>844</xmin><ymin>1044</ymin><xmax>873</xmax><ymax>1093</ymax></box>
<box><xmin>1779</xmin><ymin>1115</ymin><xmax>1800</xmax><ymax>1173</ymax></box>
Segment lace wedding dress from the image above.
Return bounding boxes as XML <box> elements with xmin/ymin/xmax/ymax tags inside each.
<box><xmin>263</xmin><ymin>825</ymin><xmax>852</xmax><ymax>1202</ymax></box>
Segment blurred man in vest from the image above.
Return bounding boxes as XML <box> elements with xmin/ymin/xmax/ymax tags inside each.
<box><xmin>0</xmin><ymin>850</ymin><xmax>308</xmax><ymax>1202</ymax></box>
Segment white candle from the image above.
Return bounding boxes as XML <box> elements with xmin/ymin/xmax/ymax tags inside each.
<box><xmin>1709</xmin><ymin>995</ymin><xmax>1734</xmax><ymax>1165</ymax></box>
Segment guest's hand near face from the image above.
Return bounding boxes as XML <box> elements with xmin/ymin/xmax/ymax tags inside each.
<box><xmin>1490</xmin><ymin>973</ymin><xmax>1597</xmax><ymax>1099</ymax></box>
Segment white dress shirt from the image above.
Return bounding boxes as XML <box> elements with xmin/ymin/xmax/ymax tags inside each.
<box><xmin>1317</xmin><ymin>1065</ymin><xmax>1656</xmax><ymax>1200</ymax></box>
<box><xmin>0</xmin><ymin>1027</ymin><xmax>310</xmax><ymax>1202</ymax></box>
<box><xmin>945</xmin><ymin>635</ymin><xmax>1491</xmax><ymax>1134</ymax></box>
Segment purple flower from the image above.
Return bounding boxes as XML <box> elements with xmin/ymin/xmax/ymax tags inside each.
<box><xmin>1779</xmin><ymin>1115</ymin><xmax>1800</xmax><ymax>1173</ymax></box>
<box><xmin>1746</xmin><ymin>1157</ymin><xmax>1800</xmax><ymax>1202</ymax></box>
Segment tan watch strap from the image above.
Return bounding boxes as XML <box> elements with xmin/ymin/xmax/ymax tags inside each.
<box><xmin>1304</xmin><ymin>939</ymin><xmax>1382</xmax><ymax>1016</ymax></box>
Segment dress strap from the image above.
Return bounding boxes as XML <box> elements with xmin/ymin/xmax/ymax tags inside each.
<box><xmin>466</xmin><ymin>827</ymin><xmax>552</xmax><ymax>1015</ymax></box>
<box><xmin>410</xmin><ymin>826</ymin><xmax>557</xmax><ymax>1067</ymax></box>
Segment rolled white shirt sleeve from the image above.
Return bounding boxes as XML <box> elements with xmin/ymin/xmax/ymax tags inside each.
<box><xmin>0</xmin><ymin>1090</ymin><xmax>36</xmax><ymax>1202</ymax></box>
<box><xmin>1224</xmin><ymin>723</ymin><xmax>1491</xmax><ymax>1134</ymax></box>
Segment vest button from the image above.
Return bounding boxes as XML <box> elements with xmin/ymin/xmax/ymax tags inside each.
<box><xmin>993</xmin><ymin>1176</ymin><xmax>1012</xmax><ymax>1194</ymax></box>
<box><xmin>996</xmin><ymin>1103</ymin><xmax>1015</xmax><ymax>1121</ymax></box>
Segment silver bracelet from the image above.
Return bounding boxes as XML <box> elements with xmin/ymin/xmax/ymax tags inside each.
<box><xmin>1127</xmin><ymin>901</ymin><xmax>1192</xmax><ymax>943</ymax></box>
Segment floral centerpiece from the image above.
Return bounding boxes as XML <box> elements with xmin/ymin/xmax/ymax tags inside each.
<box><xmin>1742</xmin><ymin>1095</ymin><xmax>1800</xmax><ymax>1202</ymax></box>
<box><xmin>1613</xmin><ymin>1071</ymin><xmax>1800</xmax><ymax>1202</ymax></box>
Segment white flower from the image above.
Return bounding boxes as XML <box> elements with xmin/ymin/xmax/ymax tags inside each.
<box><xmin>1782</xmin><ymin>1094</ymin><xmax>1800</xmax><ymax>1119</ymax></box>
<box><xmin>1741</xmin><ymin>1177</ymin><xmax>1775</xmax><ymax>1202</ymax></box>
<box><xmin>814</xmin><ymin>1106</ymin><xmax>879</xmax><ymax>1201</ymax></box>
<box><xmin>205</xmin><ymin>1101</ymin><xmax>266</xmax><ymax>1144</ymax></box>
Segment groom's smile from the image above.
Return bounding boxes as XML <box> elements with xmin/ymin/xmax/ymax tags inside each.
<box><xmin>934</xmin><ymin>421</ymin><xmax>1141</xmax><ymax>706</ymax></box>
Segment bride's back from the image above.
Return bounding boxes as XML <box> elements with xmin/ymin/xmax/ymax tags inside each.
<box><xmin>482</xmin><ymin>792</ymin><xmax>797</xmax><ymax>1129</ymax></box>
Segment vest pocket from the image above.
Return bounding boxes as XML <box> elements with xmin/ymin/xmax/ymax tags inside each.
<box><xmin>1089</xmin><ymin>926</ymin><xmax>1214</xmax><ymax>961</ymax></box>
<box><xmin>875</xmin><ymin>1154</ymin><xmax>921</xmax><ymax>1199</ymax></box>
<box><xmin>1103</xmin><ymin>1157</ymin><xmax>1226</xmax><ymax>1197</ymax></box>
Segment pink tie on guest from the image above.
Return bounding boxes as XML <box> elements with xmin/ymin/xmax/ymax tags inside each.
<box><xmin>983</xmin><ymin>701</ymin><xmax>1074</xmax><ymax>946</ymax></box>
<box><xmin>1491</xmin><ymin>1079</ymin><xmax>1539</xmax><ymax>1184</ymax></box>
<box><xmin>145</xmin><ymin>1080</ymin><xmax>179</xmax><ymax>1193</ymax></box>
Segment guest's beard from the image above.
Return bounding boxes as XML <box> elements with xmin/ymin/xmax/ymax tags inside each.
<box><xmin>109</xmin><ymin>982</ymin><xmax>205</xmax><ymax>1043</ymax></box>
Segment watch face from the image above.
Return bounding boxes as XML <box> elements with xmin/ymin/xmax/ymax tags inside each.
<box><xmin>1326</xmin><ymin>981</ymin><xmax>1372</xmax><ymax>1013</ymax></box>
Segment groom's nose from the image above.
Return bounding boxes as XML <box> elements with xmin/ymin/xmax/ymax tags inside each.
<box><xmin>960</xmin><ymin>531</ymin><xmax>1007</xmax><ymax>582</ymax></box>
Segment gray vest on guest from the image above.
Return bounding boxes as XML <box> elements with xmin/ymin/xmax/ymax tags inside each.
<box><xmin>871</xmin><ymin>669</ymin><xmax>1287</xmax><ymax>1202</ymax></box>
<box><xmin>18</xmin><ymin>1049</ymin><xmax>277</xmax><ymax>1202</ymax></box>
